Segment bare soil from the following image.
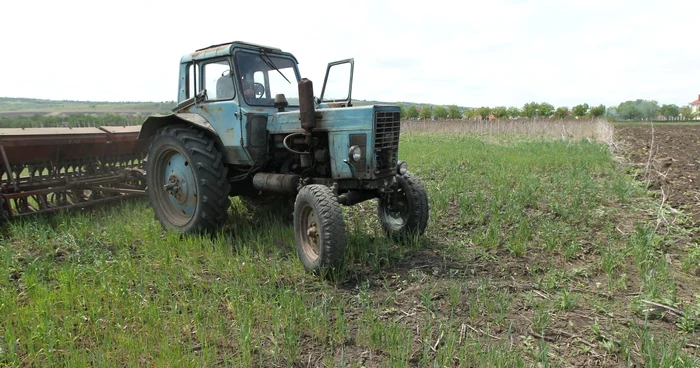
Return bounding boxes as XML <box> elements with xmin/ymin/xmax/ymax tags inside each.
<box><xmin>614</xmin><ymin>123</ymin><xmax>700</xmax><ymax>222</ymax></box>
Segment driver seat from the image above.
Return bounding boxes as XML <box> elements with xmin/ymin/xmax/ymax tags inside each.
<box><xmin>216</xmin><ymin>76</ymin><xmax>235</xmax><ymax>100</ymax></box>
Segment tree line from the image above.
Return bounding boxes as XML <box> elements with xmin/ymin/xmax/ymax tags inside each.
<box><xmin>398</xmin><ymin>99</ymin><xmax>697</xmax><ymax>121</ymax></box>
<box><xmin>0</xmin><ymin>113</ymin><xmax>145</xmax><ymax>128</ymax></box>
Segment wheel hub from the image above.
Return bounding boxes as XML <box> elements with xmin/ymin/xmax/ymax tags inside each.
<box><xmin>164</xmin><ymin>175</ymin><xmax>189</xmax><ymax>203</ymax></box>
<box><xmin>301</xmin><ymin>208</ymin><xmax>321</xmax><ymax>261</ymax></box>
<box><xmin>382</xmin><ymin>189</ymin><xmax>409</xmax><ymax>230</ymax></box>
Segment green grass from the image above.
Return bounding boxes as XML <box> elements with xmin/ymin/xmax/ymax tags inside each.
<box><xmin>1</xmin><ymin>133</ymin><xmax>698</xmax><ymax>366</ymax></box>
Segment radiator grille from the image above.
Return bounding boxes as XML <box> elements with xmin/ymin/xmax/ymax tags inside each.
<box><xmin>374</xmin><ymin>111</ymin><xmax>401</xmax><ymax>174</ymax></box>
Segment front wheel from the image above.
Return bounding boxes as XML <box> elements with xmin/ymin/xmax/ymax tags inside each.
<box><xmin>377</xmin><ymin>171</ymin><xmax>429</xmax><ymax>240</ymax></box>
<box><xmin>146</xmin><ymin>125</ymin><xmax>231</xmax><ymax>234</ymax></box>
<box><xmin>293</xmin><ymin>185</ymin><xmax>347</xmax><ymax>273</ymax></box>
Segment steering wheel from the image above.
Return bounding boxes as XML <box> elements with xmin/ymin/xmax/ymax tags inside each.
<box><xmin>252</xmin><ymin>82</ymin><xmax>265</xmax><ymax>98</ymax></box>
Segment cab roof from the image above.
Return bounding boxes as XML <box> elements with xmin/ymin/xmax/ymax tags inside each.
<box><xmin>180</xmin><ymin>41</ymin><xmax>298</xmax><ymax>64</ymax></box>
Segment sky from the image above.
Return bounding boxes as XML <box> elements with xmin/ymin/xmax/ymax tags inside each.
<box><xmin>1</xmin><ymin>0</ymin><xmax>699</xmax><ymax>108</ymax></box>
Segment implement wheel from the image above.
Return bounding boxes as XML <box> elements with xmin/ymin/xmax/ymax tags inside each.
<box><xmin>377</xmin><ymin>171</ymin><xmax>429</xmax><ymax>240</ymax></box>
<box><xmin>146</xmin><ymin>125</ymin><xmax>231</xmax><ymax>234</ymax></box>
<box><xmin>293</xmin><ymin>185</ymin><xmax>347</xmax><ymax>273</ymax></box>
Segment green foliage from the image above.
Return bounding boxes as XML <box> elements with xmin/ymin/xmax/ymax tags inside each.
<box><xmin>475</xmin><ymin>106</ymin><xmax>492</xmax><ymax>119</ymax></box>
<box><xmin>507</xmin><ymin>106</ymin><xmax>520</xmax><ymax>118</ymax></box>
<box><xmin>447</xmin><ymin>105</ymin><xmax>461</xmax><ymax>119</ymax></box>
<box><xmin>462</xmin><ymin>108</ymin><xmax>476</xmax><ymax>119</ymax></box>
<box><xmin>0</xmin><ymin>113</ymin><xmax>145</xmax><ymax>128</ymax></box>
<box><xmin>492</xmin><ymin>106</ymin><xmax>508</xmax><ymax>119</ymax></box>
<box><xmin>406</xmin><ymin>105</ymin><xmax>420</xmax><ymax>119</ymax></box>
<box><xmin>0</xmin><ymin>97</ymin><xmax>176</xmax><ymax>113</ymax></box>
<box><xmin>521</xmin><ymin>102</ymin><xmax>539</xmax><ymax>118</ymax></box>
<box><xmin>615</xmin><ymin>99</ymin><xmax>659</xmax><ymax>121</ymax></box>
<box><xmin>589</xmin><ymin>104</ymin><xmax>606</xmax><ymax>118</ymax></box>
<box><xmin>659</xmin><ymin>104</ymin><xmax>680</xmax><ymax>119</ymax></box>
<box><xmin>553</xmin><ymin>106</ymin><xmax>569</xmax><ymax>119</ymax></box>
<box><xmin>433</xmin><ymin>105</ymin><xmax>449</xmax><ymax>119</ymax></box>
<box><xmin>538</xmin><ymin>102</ymin><xmax>554</xmax><ymax>117</ymax></box>
<box><xmin>397</xmin><ymin>104</ymin><xmax>407</xmax><ymax>120</ymax></box>
<box><xmin>572</xmin><ymin>103</ymin><xmax>589</xmax><ymax>118</ymax></box>
<box><xmin>680</xmin><ymin>106</ymin><xmax>696</xmax><ymax>120</ymax></box>
<box><xmin>419</xmin><ymin>105</ymin><xmax>432</xmax><ymax>120</ymax></box>
<box><xmin>522</xmin><ymin>102</ymin><xmax>554</xmax><ymax>118</ymax></box>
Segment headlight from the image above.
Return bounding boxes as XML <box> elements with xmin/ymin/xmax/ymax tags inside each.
<box><xmin>397</xmin><ymin>160</ymin><xmax>407</xmax><ymax>175</ymax></box>
<box><xmin>348</xmin><ymin>145</ymin><xmax>362</xmax><ymax>162</ymax></box>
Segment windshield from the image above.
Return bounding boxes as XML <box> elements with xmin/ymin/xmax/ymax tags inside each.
<box><xmin>235</xmin><ymin>51</ymin><xmax>300</xmax><ymax>106</ymax></box>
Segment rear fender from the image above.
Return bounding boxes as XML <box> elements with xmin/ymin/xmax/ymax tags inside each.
<box><xmin>138</xmin><ymin>113</ymin><xmax>227</xmax><ymax>162</ymax></box>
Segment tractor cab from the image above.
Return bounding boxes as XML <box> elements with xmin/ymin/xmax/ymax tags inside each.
<box><xmin>174</xmin><ymin>41</ymin><xmax>303</xmax><ymax>112</ymax></box>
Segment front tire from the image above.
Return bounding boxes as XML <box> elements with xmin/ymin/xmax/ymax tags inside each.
<box><xmin>146</xmin><ymin>125</ymin><xmax>231</xmax><ymax>234</ymax></box>
<box><xmin>378</xmin><ymin>171</ymin><xmax>429</xmax><ymax>240</ymax></box>
<box><xmin>293</xmin><ymin>185</ymin><xmax>347</xmax><ymax>273</ymax></box>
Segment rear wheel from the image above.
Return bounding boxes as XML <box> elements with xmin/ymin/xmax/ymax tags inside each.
<box><xmin>377</xmin><ymin>171</ymin><xmax>429</xmax><ymax>240</ymax></box>
<box><xmin>294</xmin><ymin>185</ymin><xmax>347</xmax><ymax>273</ymax></box>
<box><xmin>146</xmin><ymin>125</ymin><xmax>231</xmax><ymax>234</ymax></box>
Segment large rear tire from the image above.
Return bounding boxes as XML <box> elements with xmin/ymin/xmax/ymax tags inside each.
<box><xmin>293</xmin><ymin>185</ymin><xmax>347</xmax><ymax>273</ymax></box>
<box><xmin>146</xmin><ymin>125</ymin><xmax>231</xmax><ymax>234</ymax></box>
<box><xmin>377</xmin><ymin>171</ymin><xmax>429</xmax><ymax>240</ymax></box>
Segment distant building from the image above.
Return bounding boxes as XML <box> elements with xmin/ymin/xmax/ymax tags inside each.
<box><xmin>691</xmin><ymin>94</ymin><xmax>700</xmax><ymax>115</ymax></box>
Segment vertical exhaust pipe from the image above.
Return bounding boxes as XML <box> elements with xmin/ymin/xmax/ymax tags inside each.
<box><xmin>298</xmin><ymin>78</ymin><xmax>316</xmax><ymax>133</ymax></box>
<box><xmin>298</xmin><ymin>78</ymin><xmax>316</xmax><ymax>167</ymax></box>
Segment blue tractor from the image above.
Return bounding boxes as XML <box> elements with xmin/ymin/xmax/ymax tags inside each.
<box><xmin>138</xmin><ymin>41</ymin><xmax>429</xmax><ymax>272</ymax></box>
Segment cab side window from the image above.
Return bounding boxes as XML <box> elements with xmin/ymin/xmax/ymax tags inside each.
<box><xmin>187</xmin><ymin>64</ymin><xmax>199</xmax><ymax>99</ymax></box>
<box><xmin>203</xmin><ymin>60</ymin><xmax>235</xmax><ymax>101</ymax></box>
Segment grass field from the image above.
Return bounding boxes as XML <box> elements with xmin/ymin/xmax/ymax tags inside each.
<box><xmin>1</xmin><ymin>130</ymin><xmax>698</xmax><ymax>366</ymax></box>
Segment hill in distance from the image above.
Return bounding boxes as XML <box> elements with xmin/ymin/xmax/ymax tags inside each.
<box><xmin>0</xmin><ymin>97</ymin><xmax>466</xmax><ymax>116</ymax></box>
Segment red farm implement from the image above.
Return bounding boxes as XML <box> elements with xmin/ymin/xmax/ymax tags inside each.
<box><xmin>0</xmin><ymin>126</ymin><xmax>146</xmax><ymax>220</ymax></box>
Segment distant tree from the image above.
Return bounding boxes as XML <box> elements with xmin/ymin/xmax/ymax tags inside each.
<box><xmin>433</xmin><ymin>105</ymin><xmax>449</xmax><ymax>119</ymax></box>
<box><xmin>475</xmin><ymin>106</ymin><xmax>492</xmax><ymax>120</ymax></box>
<box><xmin>447</xmin><ymin>105</ymin><xmax>462</xmax><ymax>119</ymax></box>
<box><xmin>616</xmin><ymin>99</ymin><xmax>659</xmax><ymax>120</ymax></box>
<box><xmin>463</xmin><ymin>108</ymin><xmax>476</xmax><ymax>119</ymax></box>
<box><xmin>572</xmin><ymin>103</ymin><xmax>589</xmax><ymax>118</ymax></box>
<box><xmin>589</xmin><ymin>104</ymin><xmax>606</xmax><ymax>118</ymax></box>
<box><xmin>616</xmin><ymin>100</ymin><xmax>644</xmax><ymax>120</ymax></box>
<box><xmin>406</xmin><ymin>105</ymin><xmax>419</xmax><ymax>119</ymax></box>
<box><xmin>659</xmin><ymin>104</ymin><xmax>679</xmax><ymax>119</ymax></box>
<box><xmin>397</xmin><ymin>104</ymin><xmax>406</xmax><ymax>120</ymax></box>
<box><xmin>680</xmin><ymin>106</ymin><xmax>696</xmax><ymax>120</ymax></box>
<box><xmin>521</xmin><ymin>102</ymin><xmax>539</xmax><ymax>118</ymax></box>
<box><xmin>640</xmin><ymin>100</ymin><xmax>660</xmax><ymax>120</ymax></box>
<box><xmin>492</xmin><ymin>106</ymin><xmax>508</xmax><ymax>119</ymax></box>
<box><xmin>506</xmin><ymin>106</ymin><xmax>520</xmax><ymax>118</ymax></box>
<box><xmin>538</xmin><ymin>103</ymin><xmax>555</xmax><ymax>118</ymax></box>
<box><xmin>419</xmin><ymin>105</ymin><xmax>432</xmax><ymax>120</ymax></box>
<box><xmin>553</xmin><ymin>106</ymin><xmax>569</xmax><ymax>119</ymax></box>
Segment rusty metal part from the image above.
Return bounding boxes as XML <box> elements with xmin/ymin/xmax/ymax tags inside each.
<box><xmin>0</xmin><ymin>126</ymin><xmax>146</xmax><ymax>222</ymax></box>
<box><xmin>252</xmin><ymin>173</ymin><xmax>300</xmax><ymax>194</ymax></box>
<box><xmin>298</xmin><ymin>78</ymin><xmax>316</xmax><ymax>133</ymax></box>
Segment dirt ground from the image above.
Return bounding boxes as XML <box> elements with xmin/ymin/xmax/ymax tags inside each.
<box><xmin>614</xmin><ymin>123</ymin><xmax>700</xmax><ymax>222</ymax></box>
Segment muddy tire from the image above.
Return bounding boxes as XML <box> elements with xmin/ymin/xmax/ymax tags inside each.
<box><xmin>377</xmin><ymin>171</ymin><xmax>429</xmax><ymax>240</ymax></box>
<box><xmin>146</xmin><ymin>125</ymin><xmax>231</xmax><ymax>234</ymax></box>
<box><xmin>293</xmin><ymin>185</ymin><xmax>347</xmax><ymax>273</ymax></box>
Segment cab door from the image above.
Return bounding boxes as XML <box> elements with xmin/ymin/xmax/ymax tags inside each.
<box><xmin>320</xmin><ymin>59</ymin><xmax>354</xmax><ymax>107</ymax></box>
<box><xmin>193</xmin><ymin>58</ymin><xmax>252</xmax><ymax>165</ymax></box>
